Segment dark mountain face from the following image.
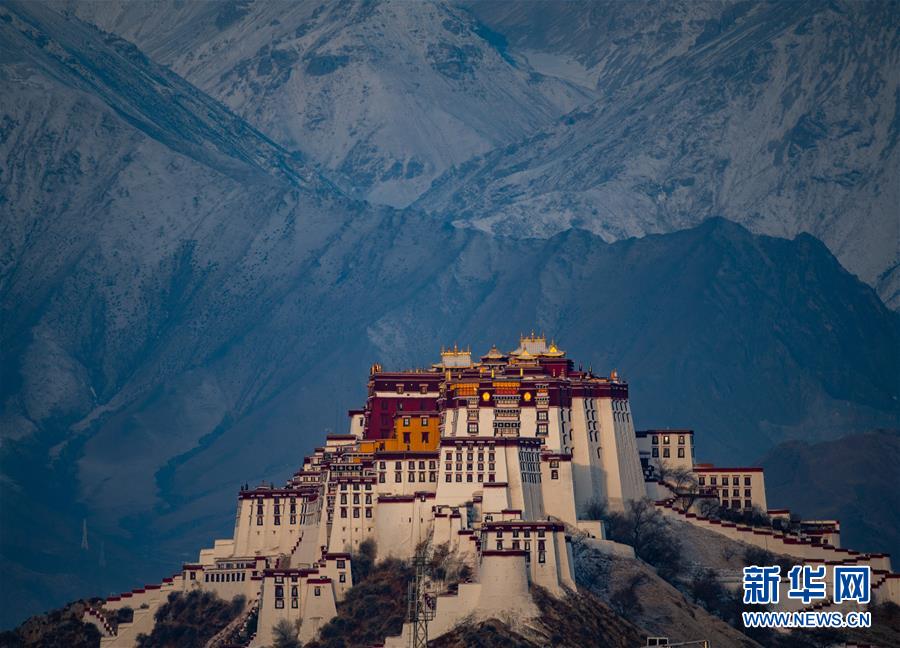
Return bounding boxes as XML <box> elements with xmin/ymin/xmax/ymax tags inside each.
<box><xmin>759</xmin><ymin>430</ymin><xmax>900</xmax><ymax>561</ymax></box>
<box><xmin>0</xmin><ymin>0</ymin><xmax>897</xmax><ymax>630</ymax></box>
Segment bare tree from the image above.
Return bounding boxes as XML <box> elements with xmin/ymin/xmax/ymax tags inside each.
<box><xmin>698</xmin><ymin>497</ymin><xmax>721</xmax><ymax>519</ymax></box>
<box><xmin>606</xmin><ymin>499</ymin><xmax>683</xmax><ymax>580</ymax></box>
<box><xmin>272</xmin><ymin>618</ymin><xmax>301</xmax><ymax>648</ymax></box>
<box><xmin>654</xmin><ymin>460</ymin><xmax>673</xmax><ymax>485</ymax></box>
<box><xmin>670</xmin><ymin>467</ymin><xmax>699</xmax><ymax>512</ymax></box>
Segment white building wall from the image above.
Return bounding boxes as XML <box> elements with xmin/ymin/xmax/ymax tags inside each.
<box><xmin>373</xmin><ymin>496</ymin><xmax>434</xmax><ymax>560</ymax></box>
<box><xmin>234</xmin><ymin>494</ymin><xmax>309</xmax><ymax>557</ymax></box>
<box><xmin>253</xmin><ymin>574</ymin><xmax>303</xmax><ymax>648</ymax></box>
<box><xmin>477</xmin><ymin>553</ymin><xmax>538</xmax><ymax>619</ymax></box>
<box><xmin>298</xmin><ymin>579</ymin><xmax>338</xmax><ymax>644</ymax></box>
<box><xmin>540</xmin><ymin>456</ymin><xmax>578</xmax><ymax>525</ymax></box>
<box><xmin>596</xmin><ymin>397</ymin><xmax>645</xmax><ymax>511</ymax></box>
<box><xmin>435</xmin><ymin>440</ymin><xmax>510</xmax><ymax>507</ymax></box>
<box><xmin>694</xmin><ymin>469</ymin><xmax>768</xmax><ymax>512</ymax></box>
<box><xmin>570</xmin><ymin>396</ymin><xmax>604</xmax><ymax>515</ymax></box>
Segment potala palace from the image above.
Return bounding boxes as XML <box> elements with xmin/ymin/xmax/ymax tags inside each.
<box><xmin>83</xmin><ymin>334</ymin><xmax>900</xmax><ymax>646</ymax></box>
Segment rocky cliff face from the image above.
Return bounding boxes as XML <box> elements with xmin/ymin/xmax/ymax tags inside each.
<box><xmin>0</xmin><ymin>0</ymin><xmax>897</xmax><ymax>629</ymax></box>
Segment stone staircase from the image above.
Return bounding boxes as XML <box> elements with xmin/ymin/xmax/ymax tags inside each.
<box><xmin>84</xmin><ymin>575</ymin><xmax>183</xmax><ymax>647</ymax></box>
<box><xmin>82</xmin><ymin>606</ymin><xmax>115</xmax><ymax>638</ymax></box>
<box><xmin>204</xmin><ymin>597</ymin><xmax>259</xmax><ymax>648</ymax></box>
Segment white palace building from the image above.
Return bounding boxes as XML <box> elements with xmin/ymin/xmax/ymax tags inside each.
<box><xmin>83</xmin><ymin>334</ymin><xmax>900</xmax><ymax>646</ymax></box>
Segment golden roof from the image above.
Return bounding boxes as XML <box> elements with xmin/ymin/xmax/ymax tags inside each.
<box><xmin>543</xmin><ymin>339</ymin><xmax>565</xmax><ymax>357</ymax></box>
<box><xmin>481</xmin><ymin>345</ymin><xmax>507</xmax><ymax>360</ymax></box>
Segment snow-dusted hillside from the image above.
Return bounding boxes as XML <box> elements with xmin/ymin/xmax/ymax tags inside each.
<box><xmin>55</xmin><ymin>1</ymin><xmax>900</xmax><ymax>305</ymax></box>
<box><xmin>422</xmin><ymin>0</ymin><xmax>900</xmax><ymax>306</ymax></box>
<box><xmin>58</xmin><ymin>0</ymin><xmax>594</xmax><ymax>208</ymax></box>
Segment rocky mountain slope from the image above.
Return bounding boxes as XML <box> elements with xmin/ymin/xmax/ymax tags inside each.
<box><xmin>57</xmin><ymin>0</ymin><xmax>593</xmax><ymax>208</ymax></box>
<box><xmin>422</xmin><ymin>0</ymin><xmax>900</xmax><ymax>307</ymax></box>
<box><xmin>55</xmin><ymin>0</ymin><xmax>900</xmax><ymax>306</ymax></box>
<box><xmin>760</xmin><ymin>429</ymin><xmax>900</xmax><ymax>560</ymax></box>
<box><xmin>0</xmin><ymin>0</ymin><xmax>897</xmax><ymax>630</ymax></box>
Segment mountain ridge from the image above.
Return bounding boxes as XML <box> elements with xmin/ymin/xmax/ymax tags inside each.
<box><xmin>55</xmin><ymin>0</ymin><xmax>900</xmax><ymax>309</ymax></box>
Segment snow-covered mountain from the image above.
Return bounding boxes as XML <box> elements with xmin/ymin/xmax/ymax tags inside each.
<box><xmin>54</xmin><ymin>0</ymin><xmax>900</xmax><ymax>306</ymax></box>
<box><xmin>421</xmin><ymin>0</ymin><xmax>900</xmax><ymax>307</ymax></box>
<box><xmin>57</xmin><ymin>0</ymin><xmax>593</xmax><ymax>208</ymax></box>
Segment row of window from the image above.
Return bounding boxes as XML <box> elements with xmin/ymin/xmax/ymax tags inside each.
<box><xmin>495</xmin><ymin>528</ymin><xmax>545</xmax><ymax>538</ymax></box>
<box><xmin>445</xmin><ymin>451</ymin><xmax>495</xmax><ymax>462</ymax></box>
<box><xmin>651</xmin><ymin>434</ymin><xmax>689</xmax><ymax>445</ymax></box>
<box><xmin>339</xmin><ymin>493</ymin><xmax>372</xmax><ymax>505</ymax></box>
<box><xmin>254</xmin><ymin>501</ymin><xmax>299</xmax><ymax>515</ymax></box>
<box><xmin>714</xmin><ymin>488</ymin><xmax>754</xmax><ymax>498</ymax></box>
<box><xmin>379</xmin><ymin>460</ymin><xmax>438</xmax><ymax>470</ymax></box>
<box><xmin>445</xmin><ymin>472</ymin><xmax>495</xmax><ymax>483</ymax></box>
<box><xmin>466</xmin><ymin>421</ymin><xmax>554</xmax><ymax>435</ymax></box>
<box><xmin>257</xmin><ymin>515</ymin><xmax>297</xmax><ymax>526</ymax></box>
<box><xmin>651</xmin><ymin>447</ymin><xmax>690</xmax><ymax>458</ymax></box>
<box><xmin>448</xmin><ymin>462</ymin><xmax>495</xmax><ymax>472</ymax></box>
<box><xmin>495</xmin><ymin>542</ymin><xmax>547</xmax><ymax>562</ymax></box>
<box><xmin>338</xmin><ymin>482</ymin><xmax>374</xmax><ymax>490</ymax></box>
<box><xmin>401</xmin><ymin>417</ymin><xmax>431</xmax><ymax>427</ymax></box>
<box><xmin>205</xmin><ymin>572</ymin><xmax>246</xmax><ymax>583</ymax></box>
<box><xmin>379</xmin><ymin>471</ymin><xmax>438</xmax><ymax>483</ymax></box>
<box><xmin>391</xmin><ymin>384</ymin><xmax>430</xmax><ymax>394</ymax></box>
<box><xmin>698</xmin><ymin>475</ymin><xmax>753</xmax><ymax>486</ymax></box>
<box><xmin>437</xmin><ymin>465</ymin><xmax>544</xmax><ymax>482</ymax></box>
<box><xmin>339</xmin><ymin>506</ymin><xmax>373</xmax><ymax>518</ymax></box>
